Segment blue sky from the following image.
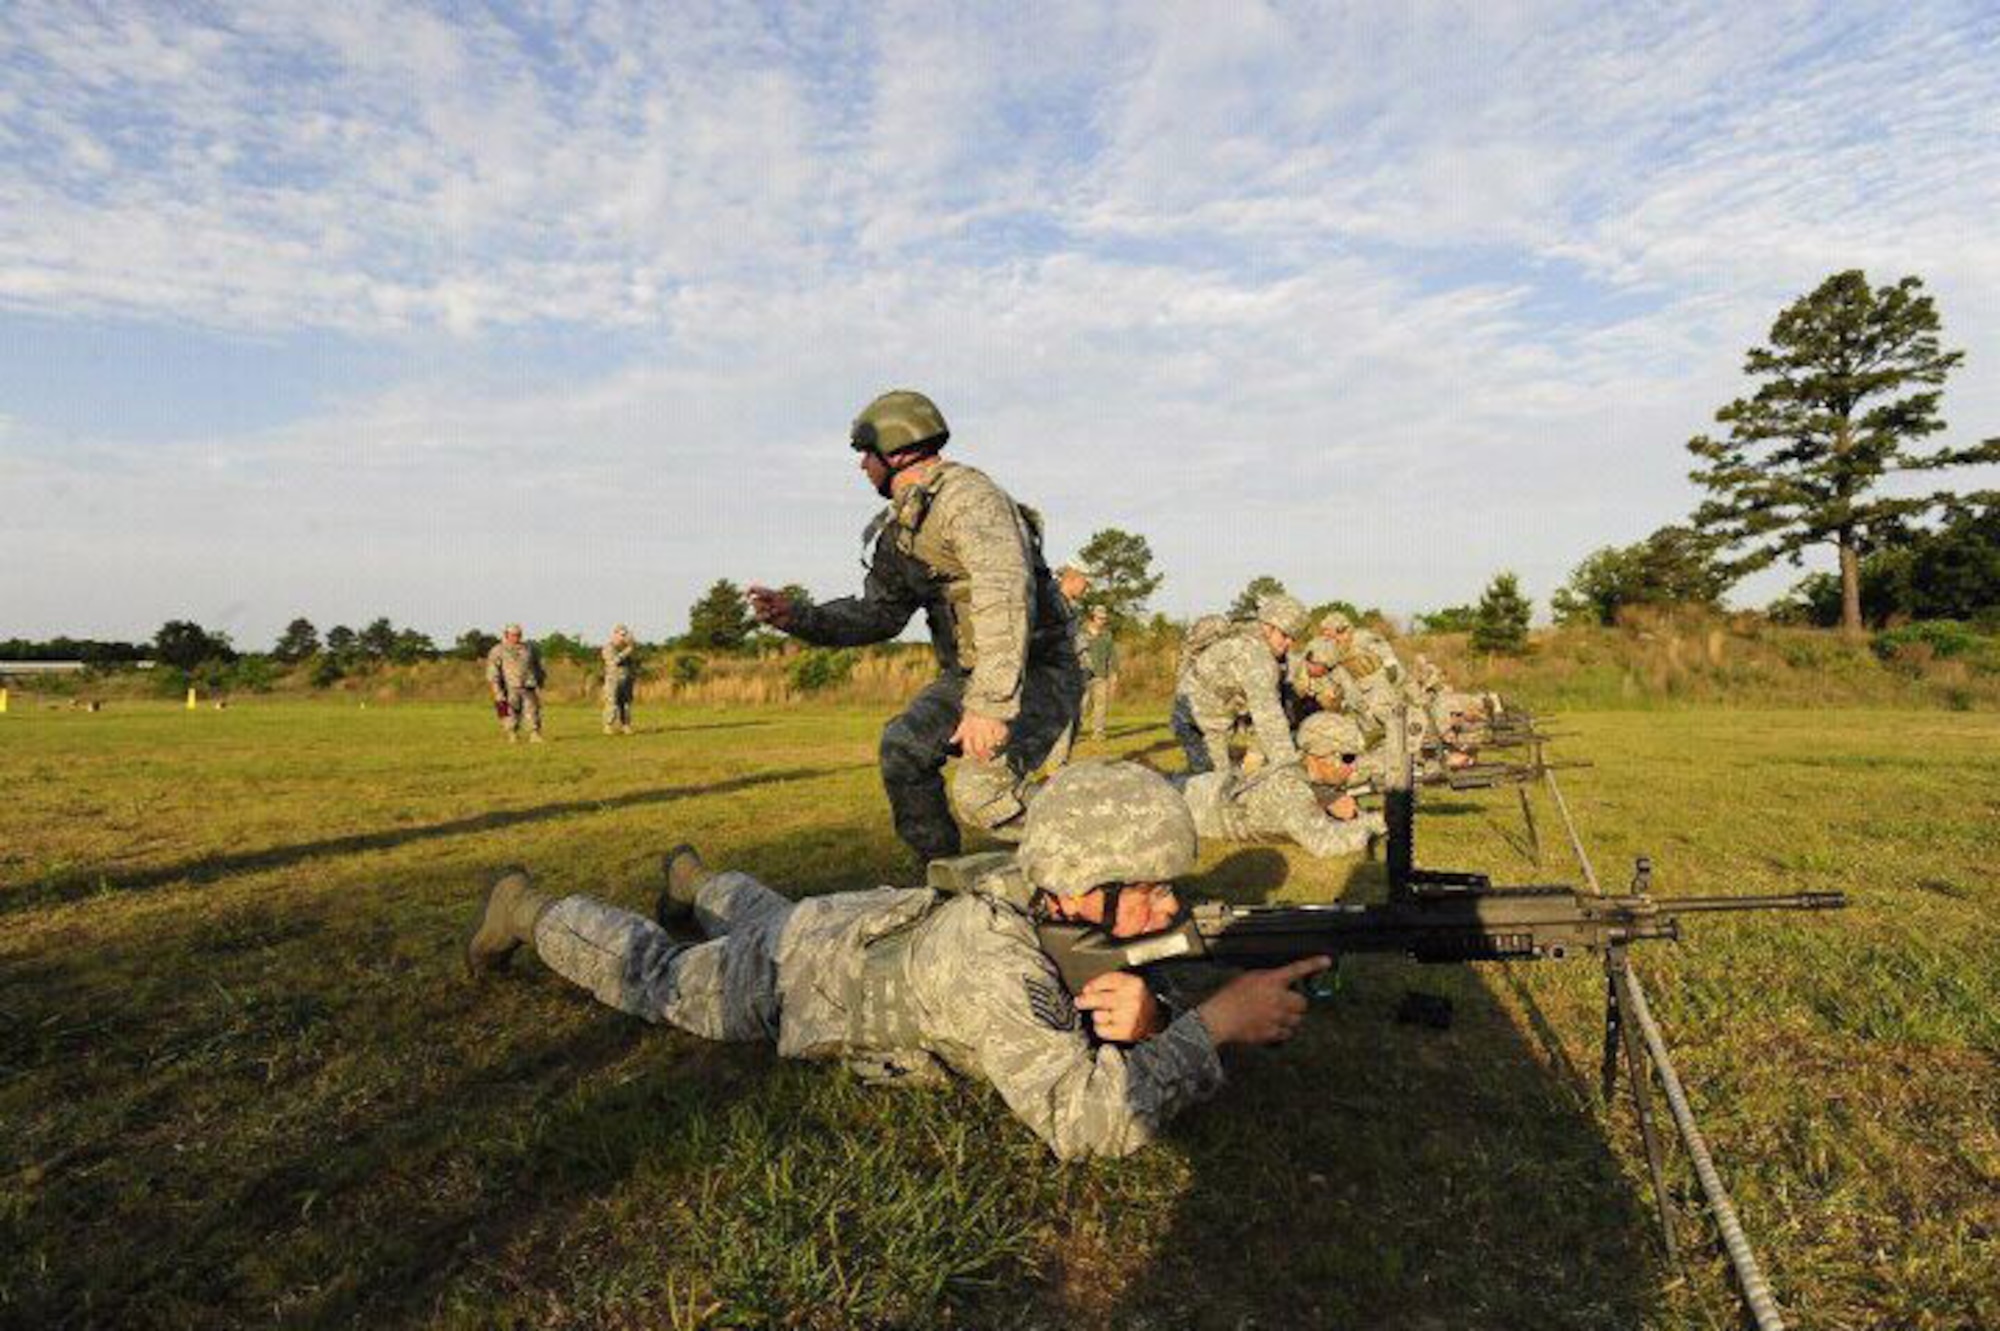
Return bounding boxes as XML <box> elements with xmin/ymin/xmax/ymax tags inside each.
<box><xmin>3</xmin><ymin>0</ymin><xmax>1997</xmax><ymax>646</ymax></box>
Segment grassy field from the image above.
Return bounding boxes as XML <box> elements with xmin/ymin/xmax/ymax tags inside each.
<box><xmin>2</xmin><ymin>699</ymin><xmax>1996</xmax><ymax>1330</ymax></box>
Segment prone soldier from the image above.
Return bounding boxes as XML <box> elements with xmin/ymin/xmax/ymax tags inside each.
<box><xmin>601</xmin><ymin>624</ymin><xmax>638</xmax><ymax>735</ymax></box>
<box><xmin>485</xmin><ymin>624</ymin><xmax>546</xmax><ymax>743</ymax></box>
<box><xmin>1171</xmin><ymin>593</ymin><xmax>1311</xmax><ymax>777</ymax></box>
<box><xmin>748</xmin><ymin>391</ymin><xmax>1082</xmax><ymax>864</ymax></box>
<box><xmin>464</xmin><ymin>763</ymin><xmax>1324</xmax><ymax>1160</ymax></box>
<box><xmin>1174</xmin><ymin>711</ymin><xmax>1385</xmax><ymax>858</ymax></box>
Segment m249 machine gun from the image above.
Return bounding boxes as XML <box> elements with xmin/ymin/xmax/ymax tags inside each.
<box><xmin>1037</xmin><ymin>763</ymin><xmax>1846</xmax><ymax>1331</ymax></box>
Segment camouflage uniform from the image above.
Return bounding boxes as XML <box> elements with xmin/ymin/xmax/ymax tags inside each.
<box><xmin>485</xmin><ymin>638</ymin><xmax>546</xmax><ymax>738</ymax></box>
<box><xmin>1293</xmin><ymin>631</ymin><xmax>1404</xmax><ymax>738</ymax></box>
<box><xmin>785</xmin><ymin>461</ymin><xmax>1082</xmax><ymax>861</ymax></box>
<box><xmin>1174</xmin><ymin>768</ymin><xmax>1381</xmax><ymax>858</ymax></box>
<box><xmin>527</xmin><ymin>868</ymin><xmax>1222</xmax><ymax>1160</ymax></box>
<box><xmin>1176</xmin><ymin>625</ymin><xmax>1300</xmax><ymax>777</ymax></box>
<box><xmin>601</xmin><ymin>634</ymin><xmax>638</xmax><ymax>733</ymax></box>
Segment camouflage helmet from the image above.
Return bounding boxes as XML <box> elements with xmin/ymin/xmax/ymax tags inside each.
<box><xmin>1018</xmin><ymin>762</ymin><xmax>1197</xmax><ymax>897</ymax></box>
<box><xmin>1298</xmin><ymin>711</ymin><xmax>1365</xmax><ymax>758</ymax></box>
<box><xmin>1318</xmin><ymin>610</ymin><xmax>1354</xmax><ymax>636</ymax></box>
<box><xmin>851</xmin><ymin>389</ymin><xmax>949</xmax><ymax>456</ymax></box>
<box><xmin>1256</xmin><ymin>592</ymin><xmax>1311</xmax><ymax>640</ymax></box>
<box><xmin>1302</xmin><ymin>636</ymin><xmax>1344</xmax><ymax>669</ymax></box>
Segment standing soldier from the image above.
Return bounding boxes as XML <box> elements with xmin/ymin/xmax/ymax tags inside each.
<box><xmin>463</xmin><ymin>762</ymin><xmax>1322</xmax><ymax>1160</ymax></box>
<box><xmin>601</xmin><ymin>624</ymin><xmax>638</xmax><ymax>736</ymax></box>
<box><xmin>485</xmin><ymin>624</ymin><xmax>546</xmax><ymax>744</ymax></box>
<box><xmin>747</xmin><ymin>390</ymin><xmax>1082</xmax><ymax>864</ymax></box>
<box><xmin>1172</xmin><ymin>593</ymin><xmax>1310</xmax><ymax>777</ymax></box>
<box><xmin>1081</xmin><ymin>605</ymin><xmax>1118</xmax><ymax>742</ymax></box>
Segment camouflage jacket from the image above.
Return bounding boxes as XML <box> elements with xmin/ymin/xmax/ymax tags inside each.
<box><xmin>770</xmin><ymin>879</ymin><xmax>1224</xmax><ymax>1160</ymax></box>
<box><xmin>1178</xmin><ymin>627</ymin><xmax>1300</xmax><ymax>773</ymax></box>
<box><xmin>1292</xmin><ymin>630</ymin><xmax>1406</xmax><ymax>738</ymax></box>
<box><xmin>601</xmin><ymin>640</ymin><xmax>638</xmax><ymax>680</ymax></box>
<box><xmin>485</xmin><ymin>641</ymin><xmax>545</xmax><ymax>691</ymax></box>
<box><xmin>1175</xmin><ymin>768</ymin><xmax>1381</xmax><ymax>858</ymax></box>
<box><xmin>786</xmin><ymin>462</ymin><xmax>1070</xmax><ymax>721</ymax></box>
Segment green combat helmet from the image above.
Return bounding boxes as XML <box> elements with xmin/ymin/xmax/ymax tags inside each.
<box><xmin>851</xmin><ymin>389</ymin><xmax>950</xmax><ymax>456</ymax></box>
<box><xmin>1298</xmin><ymin>711</ymin><xmax>1366</xmax><ymax>758</ymax></box>
<box><xmin>1017</xmin><ymin>763</ymin><xmax>1196</xmax><ymax>897</ymax></box>
<box><xmin>1256</xmin><ymin>592</ymin><xmax>1311</xmax><ymax>641</ymax></box>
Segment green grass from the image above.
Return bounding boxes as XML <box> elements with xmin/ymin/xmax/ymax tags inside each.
<box><xmin>2</xmin><ymin>701</ymin><xmax>1996</xmax><ymax>1329</ymax></box>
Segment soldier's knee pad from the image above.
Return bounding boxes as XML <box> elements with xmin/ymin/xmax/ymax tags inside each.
<box><xmin>950</xmin><ymin>761</ymin><xmax>1026</xmax><ymax>834</ymax></box>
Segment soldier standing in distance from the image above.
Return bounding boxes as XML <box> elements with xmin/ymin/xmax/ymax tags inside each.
<box><xmin>601</xmin><ymin>624</ymin><xmax>638</xmax><ymax>735</ymax></box>
<box><xmin>1081</xmin><ymin>604</ymin><xmax>1118</xmax><ymax>743</ymax></box>
<box><xmin>1171</xmin><ymin>593</ymin><xmax>1311</xmax><ymax>777</ymax></box>
<box><xmin>748</xmin><ymin>390</ymin><xmax>1083</xmax><ymax>864</ymax></box>
<box><xmin>463</xmin><ymin>762</ymin><xmax>1325</xmax><ymax>1160</ymax></box>
<box><xmin>486</xmin><ymin>624</ymin><xmax>546</xmax><ymax>744</ymax></box>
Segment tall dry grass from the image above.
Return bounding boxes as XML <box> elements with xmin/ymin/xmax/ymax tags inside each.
<box><xmin>17</xmin><ymin>611</ymin><xmax>1993</xmax><ymax>711</ymax></box>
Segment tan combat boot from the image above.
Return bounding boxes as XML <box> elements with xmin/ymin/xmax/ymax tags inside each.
<box><xmin>465</xmin><ymin>867</ymin><xmax>555</xmax><ymax>976</ymax></box>
<box><xmin>655</xmin><ymin>844</ymin><xmax>712</xmax><ymax>926</ymax></box>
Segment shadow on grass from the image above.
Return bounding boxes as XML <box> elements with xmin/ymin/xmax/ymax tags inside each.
<box><xmin>1092</xmin><ymin>961</ymin><xmax>1664</xmax><ymax>1329</ymax></box>
<box><xmin>9</xmin><ymin>764</ymin><xmax>869</xmax><ymax>914</ymax></box>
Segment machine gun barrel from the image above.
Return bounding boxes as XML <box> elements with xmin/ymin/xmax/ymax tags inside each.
<box><xmin>1652</xmin><ymin>892</ymin><xmax>1847</xmax><ymax>914</ymax></box>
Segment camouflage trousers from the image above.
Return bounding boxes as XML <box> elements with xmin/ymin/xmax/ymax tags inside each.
<box><xmin>532</xmin><ymin>871</ymin><xmax>787</xmax><ymax>1040</ymax></box>
<box><xmin>500</xmin><ymin>687</ymin><xmax>543</xmax><ymax>737</ymax></box>
<box><xmin>1083</xmin><ymin>678</ymin><xmax>1112</xmax><ymax>742</ymax></box>
<box><xmin>1169</xmin><ymin>693</ymin><xmax>1211</xmax><ymax>774</ymax></box>
<box><xmin>879</xmin><ymin>656</ymin><xmax>1082</xmax><ymax>863</ymax></box>
<box><xmin>602</xmin><ymin>676</ymin><xmax>635</xmax><ymax>730</ymax></box>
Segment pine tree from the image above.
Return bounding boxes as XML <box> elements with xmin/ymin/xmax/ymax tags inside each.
<box><xmin>1075</xmin><ymin>528</ymin><xmax>1164</xmax><ymax>622</ymax></box>
<box><xmin>686</xmin><ymin>579</ymin><xmax>752</xmax><ymax>650</ymax></box>
<box><xmin>1229</xmin><ymin>575</ymin><xmax>1288</xmax><ymax>620</ymax></box>
<box><xmin>1687</xmin><ymin>271</ymin><xmax>1994</xmax><ymax>634</ymax></box>
<box><xmin>1471</xmin><ymin>573</ymin><xmax>1532</xmax><ymax>654</ymax></box>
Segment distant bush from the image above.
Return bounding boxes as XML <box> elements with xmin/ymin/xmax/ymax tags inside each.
<box><xmin>1872</xmin><ymin>620</ymin><xmax>1983</xmax><ymax>662</ymax></box>
<box><xmin>309</xmin><ymin>654</ymin><xmax>346</xmax><ymax>688</ymax></box>
<box><xmin>786</xmin><ymin>648</ymin><xmax>859</xmax><ymax>694</ymax></box>
<box><xmin>671</xmin><ymin>654</ymin><xmax>706</xmax><ymax>686</ymax></box>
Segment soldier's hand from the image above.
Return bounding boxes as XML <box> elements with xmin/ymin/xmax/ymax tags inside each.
<box><xmin>1325</xmin><ymin>792</ymin><xmax>1361</xmax><ymax>821</ymax></box>
<box><xmin>1076</xmin><ymin>972</ymin><xmax>1163</xmax><ymax>1044</ymax></box>
<box><xmin>1198</xmin><ymin>957</ymin><xmax>1329</xmax><ymax>1047</ymax></box>
<box><xmin>951</xmin><ymin>711</ymin><xmax>1009</xmax><ymax>761</ymax></box>
<box><xmin>746</xmin><ymin>584</ymin><xmax>795</xmax><ymax>629</ymax></box>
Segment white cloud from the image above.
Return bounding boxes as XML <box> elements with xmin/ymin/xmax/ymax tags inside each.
<box><xmin>1</xmin><ymin>0</ymin><xmax>1996</xmax><ymax>640</ymax></box>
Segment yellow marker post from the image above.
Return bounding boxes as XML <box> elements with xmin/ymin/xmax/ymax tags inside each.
<box><xmin>0</xmin><ymin>687</ymin><xmax>9</xmax><ymax>714</ymax></box>
<box><xmin>186</xmin><ymin>686</ymin><xmax>198</xmax><ymax>710</ymax></box>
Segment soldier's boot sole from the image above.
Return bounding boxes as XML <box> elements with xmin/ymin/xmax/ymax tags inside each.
<box><xmin>466</xmin><ymin>867</ymin><xmax>554</xmax><ymax>978</ymax></box>
<box><xmin>656</xmin><ymin>844</ymin><xmax>711</xmax><ymax>926</ymax></box>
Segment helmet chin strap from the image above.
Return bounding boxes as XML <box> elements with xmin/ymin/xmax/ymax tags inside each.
<box><xmin>875</xmin><ymin>442</ymin><xmax>943</xmax><ymax>498</ymax></box>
